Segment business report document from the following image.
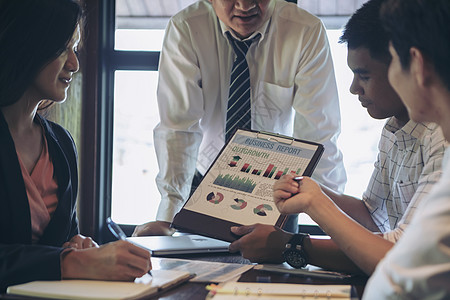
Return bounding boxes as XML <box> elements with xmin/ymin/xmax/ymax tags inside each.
<box><xmin>172</xmin><ymin>129</ymin><xmax>323</xmax><ymax>242</ymax></box>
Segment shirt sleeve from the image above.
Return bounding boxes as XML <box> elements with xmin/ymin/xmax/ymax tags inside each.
<box><xmin>154</xmin><ymin>18</ymin><xmax>204</xmax><ymax>221</ymax></box>
<box><xmin>291</xmin><ymin>20</ymin><xmax>346</xmax><ymax>192</ymax></box>
<box><xmin>383</xmin><ymin>129</ymin><xmax>445</xmax><ymax>242</ymax></box>
<box><xmin>363</xmin><ymin>170</ymin><xmax>450</xmax><ymax>299</ymax></box>
<box><xmin>0</xmin><ymin>244</ymin><xmax>64</xmax><ymax>293</ymax></box>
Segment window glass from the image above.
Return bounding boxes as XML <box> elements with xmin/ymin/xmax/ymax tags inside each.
<box><xmin>115</xmin><ymin>29</ymin><xmax>165</xmax><ymax>51</ymax></box>
<box><xmin>112</xmin><ymin>71</ymin><xmax>160</xmax><ymax>224</ymax></box>
<box><xmin>114</xmin><ymin>0</ymin><xmax>197</xmax><ymax>51</ymax></box>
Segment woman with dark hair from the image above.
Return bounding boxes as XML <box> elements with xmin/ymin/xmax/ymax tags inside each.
<box><xmin>0</xmin><ymin>0</ymin><xmax>151</xmax><ymax>292</ymax></box>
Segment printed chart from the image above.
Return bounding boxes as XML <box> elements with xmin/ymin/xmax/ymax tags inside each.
<box><xmin>183</xmin><ymin>130</ymin><xmax>321</xmax><ymax>227</ymax></box>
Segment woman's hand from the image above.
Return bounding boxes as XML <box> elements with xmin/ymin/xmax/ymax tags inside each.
<box><xmin>63</xmin><ymin>234</ymin><xmax>98</xmax><ymax>249</ymax></box>
<box><xmin>61</xmin><ymin>240</ymin><xmax>152</xmax><ymax>281</ymax></box>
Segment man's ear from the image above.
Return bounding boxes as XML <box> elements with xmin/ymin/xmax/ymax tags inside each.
<box><xmin>409</xmin><ymin>47</ymin><xmax>432</xmax><ymax>89</ymax></box>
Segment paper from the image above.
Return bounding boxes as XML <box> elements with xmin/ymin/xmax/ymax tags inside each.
<box><xmin>151</xmin><ymin>257</ymin><xmax>254</xmax><ymax>282</ymax></box>
<box><xmin>206</xmin><ymin>282</ymin><xmax>352</xmax><ymax>299</ymax></box>
<box><xmin>6</xmin><ymin>270</ymin><xmax>191</xmax><ymax>300</ymax></box>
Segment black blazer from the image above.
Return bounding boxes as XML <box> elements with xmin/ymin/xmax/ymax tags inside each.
<box><xmin>0</xmin><ymin>111</ymin><xmax>79</xmax><ymax>292</ymax></box>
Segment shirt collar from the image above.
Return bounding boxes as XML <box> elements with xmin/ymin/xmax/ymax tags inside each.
<box><xmin>385</xmin><ymin>117</ymin><xmax>431</xmax><ymax>150</ymax></box>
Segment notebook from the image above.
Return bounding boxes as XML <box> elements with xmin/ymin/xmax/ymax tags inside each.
<box><xmin>7</xmin><ymin>270</ymin><xmax>193</xmax><ymax>300</ymax></box>
<box><xmin>127</xmin><ymin>234</ymin><xmax>230</xmax><ymax>256</ymax></box>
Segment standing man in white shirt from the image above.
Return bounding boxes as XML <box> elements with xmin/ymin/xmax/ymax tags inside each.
<box><xmin>363</xmin><ymin>0</ymin><xmax>450</xmax><ymax>298</ymax></box>
<box><xmin>134</xmin><ymin>0</ymin><xmax>346</xmax><ymax>236</ymax></box>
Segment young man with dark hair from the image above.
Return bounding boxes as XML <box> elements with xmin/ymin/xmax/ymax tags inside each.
<box><xmin>234</xmin><ymin>0</ymin><xmax>446</xmax><ymax>275</ymax></box>
<box><xmin>363</xmin><ymin>0</ymin><xmax>450</xmax><ymax>297</ymax></box>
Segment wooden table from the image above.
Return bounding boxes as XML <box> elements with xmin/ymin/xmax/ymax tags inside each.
<box><xmin>1</xmin><ymin>252</ymin><xmax>367</xmax><ymax>300</ymax></box>
<box><xmin>148</xmin><ymin>252</ymin><xmax>368</xmax><ymax>299</ymax></box>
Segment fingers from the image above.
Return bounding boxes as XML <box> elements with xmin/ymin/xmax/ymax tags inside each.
<box><xmin>132</xmin><ymin>221</ymin><xmax>175</xmax><ymax>236</ymax></box>
<box><xmin>132</xmin><ymin>224</ymin><xmax>146</xmax><ymax>237</ymax></box>
<box><xmin>230</xmin><ymin>225</ymin><xmax>286</xmax><ymax>263</ymax></box>
<box><xmin>62</xmin><ymin>241</ymin><xmax>79</xmax><ymax>249</ymax></box>
<box><xmin>229</xmin><ymin>225</ymin><xmax>255</xmax><ymax>253</ymax></box>
<box><xmin>107</xmin><ymin>241</ymin><xmax>152</xmax><ymax>278</ymax></box>
<box><xmin>82</xmin><ymin>236</ymin><xmax>98</xmax><ymax>248</ymax></box>
<box><xmin>62</xmin><ymin>240</ymin><xmax>152</xmax><ymax>281</ymax></box>
<box><xmin>228</xmin><ymin>239</ymin><xmax>240</xmax><ymax>253</ymax></box>
<box><xmin>273</xmin><ymin>175</ymin><xmax>301</xmax><ymax>202</ymax></box>
<box><xmin>65</xmin><ymin>234</ymin><xmax>99</xmax><ymax>249</ymax></box>
<box><xmin>231</xmin><ymin>224</ymin><xmax>255</xmax><ymax>236</ymax></box>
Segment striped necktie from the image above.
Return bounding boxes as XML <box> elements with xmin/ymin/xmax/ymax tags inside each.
<box><xmin>225</xmin><ymin>33</ymin><xmax>257</xmax><ymax>141</ymax></box>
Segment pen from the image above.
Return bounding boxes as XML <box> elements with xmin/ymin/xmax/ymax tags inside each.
<box><xmin>292</xmin><ymin>176</ymin><xmax>303</xmax><ymax>195</ymax></box>
<box><xmin>293</xmin><ymin>176</ymin><xmax>303</xmax><ymax>182</ymax></box>
<box><xmin>106</xmin><ymin>217</ymin><xmax>152</xmax><ymax>276</ymax></box>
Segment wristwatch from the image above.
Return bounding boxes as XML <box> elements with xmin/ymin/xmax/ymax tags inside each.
<box><xmin>283</xmin><ymin>233</ymin><xmax>309</xmax><ymax>268</ymax></box>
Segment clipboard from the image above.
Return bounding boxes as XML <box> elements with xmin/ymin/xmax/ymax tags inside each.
<box><xmin>171</xmin><ymin>128</ymin><xmax>324</xmax><ymax>242</ymax></box>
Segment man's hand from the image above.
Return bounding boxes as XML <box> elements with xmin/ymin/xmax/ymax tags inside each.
<box><xmin>273</xmin><ymin>175</ymin><xmax>324</xmax><ymax>215</ymax></box>
<box><xmin>229</xmin><ymin>224</ymin><xmax>292</xmax><ymax>263</ymax></box>
<box><xmin>63</xmin><ymin>234</ymin><xmax>98</xmax><ymax>249</ymax></box>
<box><xmin>132</xmin><ymin>221</ymin><xmax>176</xmax><ymax>237</ymax></box>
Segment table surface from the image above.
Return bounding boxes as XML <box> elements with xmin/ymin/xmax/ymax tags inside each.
<box><xmin>148</xmin><ymin>252</ymin><xmax>367</xmax><ymax>299</ymax></box>
<box><xmin>1</xmin><ymin>252</ymin><xmax>368</xmax><ymax>300</ymax></box>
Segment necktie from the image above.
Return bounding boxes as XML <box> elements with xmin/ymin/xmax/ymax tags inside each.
<box><xmin>225</xmin><ymin>33</ymin><xmax>256</xmax><ymax>141</ymax></box>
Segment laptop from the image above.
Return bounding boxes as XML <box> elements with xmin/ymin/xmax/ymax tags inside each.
<box><xmin>127</xmin><ymin>234</ymin><xmax>230</xmax><ymax>256</ymax></box>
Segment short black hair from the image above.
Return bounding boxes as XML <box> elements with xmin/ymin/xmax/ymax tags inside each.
<box><xmin>340</xmin><ymin>0</ymin><xmax>390</xmax><ymax>63</ymax></box>
<box><xmin>0</xmin><ymin>0</ymin><xmax>83</xmax><ymax>107</ymax></box>
<box><xmin>381</xmin><ymin>0</ymin><xmax>450</xmax><ymax>91</ymax></box>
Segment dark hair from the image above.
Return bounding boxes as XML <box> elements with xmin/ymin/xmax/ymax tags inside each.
<box><xmin>340</xmin><ymin>0</ymin><xmax>390</xmax><ymax>63</ymax></box>
<box><xmin>380</xmin><ymin>0</ymin><xmax>450</xmax><ymax>91</ymax></box>
<box><xmin>0</xmin><ymin>0</ymin><xmax>83</xmax><ymax>107</ymax></box>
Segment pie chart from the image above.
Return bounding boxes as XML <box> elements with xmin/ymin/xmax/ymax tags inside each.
<box><xmin>230</xmin><ymin>198</ymin><xmax>248</xmax><ymax>210</ymax></box>
<box><xmin>253</xmin><ymin>204</ymin><xmax>273</xmax><ymax>216</ymax></box>
<box><xmin>206</xmin><ymin>192</ymin><xmax>224</xmax><ymax>204</ymax></box>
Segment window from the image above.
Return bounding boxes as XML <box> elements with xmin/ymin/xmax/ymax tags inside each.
<box><xmin>97</xmin><ymin>0</ymin><xmax>382</xmax><ymax>238</ymax></box>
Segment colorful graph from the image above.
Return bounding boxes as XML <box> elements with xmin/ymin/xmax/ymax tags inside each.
<box><xmin>206</xmin><ymin>192</ymin><xmax>224</xmax><ymax>204</ymax></box>
<box><xmin>236</xmin><ymin>160</ymin><xmax>303</xmax><ymax>180</ymax></box>
<box><xmin>213</xmin><ymin>174</ymin><xmax>257</xmax><ymax>193</ymax></box>
<box><xmin>230</xmin><ymin>198</ymin><xmax>248</xmax><ymax>210</ymax></box>
<box><xmin>253</xmin><ymin>204</ymin><xmax>273</xmax><ymax>216</ymax></box>
<box><xmin>229</xmin><ymin>156</ymin><xmax>241</xmax><ymax>167</ymax></box>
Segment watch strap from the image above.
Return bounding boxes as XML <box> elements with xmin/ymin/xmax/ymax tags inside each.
<box><xmin>286</xmin><ymin>233</ymin><xmax>308</xmax><ymax>250</ymax></box>
<box><xmin>284</xmin><ymin>233</ymin><xmax>309</xmax><ymax>268</ymax></box>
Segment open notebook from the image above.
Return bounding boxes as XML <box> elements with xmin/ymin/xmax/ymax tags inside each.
<box><xmin>7</xmin><ymin>270</ymin><xmax>193</xmax><ymax>300</ymax></box>
<box><xmin>127</xmin><ymin>234</ymin><xmax>230</xmax><ymax>256</ymax></box>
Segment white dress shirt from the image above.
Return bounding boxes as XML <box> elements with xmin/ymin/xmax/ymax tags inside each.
<box><xmin>363</xmin><ymin>147</ymin><xmax>450</xmax><ymax>299</ymax></box>
<box><xmin>363</xmin><ymin>118</ymin><xmax>446</xmax><ymax>242</ymax></box>
<box><xmin>154</xmin><ymin>0</ymin><xmax>346</xmax><ymax>221</ymax></box>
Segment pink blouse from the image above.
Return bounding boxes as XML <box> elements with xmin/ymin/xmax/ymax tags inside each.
<box><xmin>17</xmin><ymin>134</ymin><xmax>58</xmax><ymax>243</ymax></box>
